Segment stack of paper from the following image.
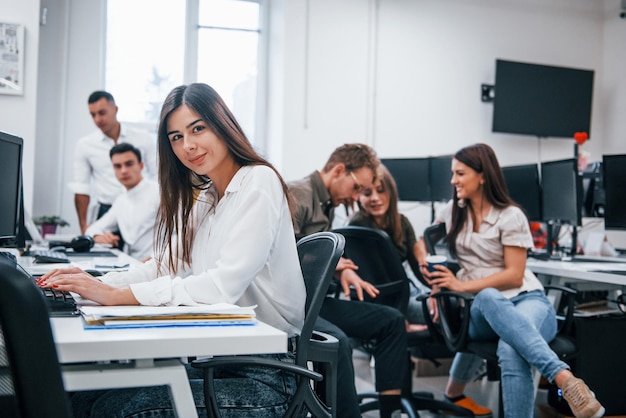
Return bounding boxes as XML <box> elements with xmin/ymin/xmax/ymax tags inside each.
<box><xmin>80</xmin><ymin>303</ymin><xmax>257</xmax><ymax>329</ymax></box>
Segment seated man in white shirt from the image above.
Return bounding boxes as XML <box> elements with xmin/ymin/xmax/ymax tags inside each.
<box><xmin>85</xmin><ymin>143</ymin><xmax>159</xmax><ymax>260</ymax></box>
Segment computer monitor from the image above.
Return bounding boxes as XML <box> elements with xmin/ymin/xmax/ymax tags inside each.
<box><xmin>429</xmin><ymin>155</ymin><xmax>453</xmax><ymax>202</ymax></box>
<box><xmin>541</xmin><ymin>158</ymin><xmax>582</xmax><ymax>226</ymax></box>
<box><xmin>502</xmin><ymin>163</ymin><xmax>542</xmax><ymax>221</ymax></box>
<box><xmin>602</xmin><ymin>154</ymin><xmax>626</xmax><ymax>230</ymax></box>
<box><xmin>380</xmin><ymin>158</ymin><xmax>430</xmax><ymax>201</ymax></box>
<box><xmin>580</xmin><ymin>162</ymin><xmax>605</xmax><ymax>218</ymax></box>
<box><xmin>0</xmin><ymin>131</ymin><xmax>23</xmax><ymax>246</ymax></box>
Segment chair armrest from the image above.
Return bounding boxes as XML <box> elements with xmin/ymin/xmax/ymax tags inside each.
<box><xmin>310</xmin><ymin>330</ymin><xmax>339</xmax><ymax>347</ymax></box>
<box><xmin>415</xmin><ymin>292</ymin><xmax>449</xmax><ymax>346</ymax></box>
<box><xmin>308</xmin><ymin>330</ymin><xmax>340</xmax><ymax>362</ymax></box>
<box><xmin>349</xmin><ymin>279</ymin><xmax>405</xmax><ymax>299</ymax></box>
<box><xmin>192</xmin><ymin>356</ymin><xmax>324</xmax><ymax>382</ymax></box>
<box><xmin>543</xmin><ymin>284</ymin><xmax>577</xmax><ymax>336</ymax></box>
<box><xmin>416</xmin><ymin>292</ymin><xmax>437</xmax><ymax>333</ymax></box>
<box><xmin>431</xmin><ymin>291</ymin><xmax>475</xmax><ymax>352</ymax></box>
<box><xmin>191</xmin><ymin>356</ymin><xmax>324</xmax><ymax>418</ymax></box>
<box><xmin>348</xmin><ymin>279</ymin><xmax>408</xmax><ymax>314</ymax></box>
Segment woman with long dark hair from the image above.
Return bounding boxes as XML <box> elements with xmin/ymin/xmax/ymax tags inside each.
<box><xmin>40</xmin><ymin>83</ymin><xmax>305</xmax><ymax>416</ymax></box>
<box><xmin>351</xmin><ymin>164</ymin><xmax>493</xmax><ymax>417</ymax></box>
<box><xmin>350</xmin><ymin>164</ymin><xmax>431</xmax><ymax>331</ymax></box>
<box><xmin>417</xmin><ymin>143</ymin><xmax>604</xmax><ymax>418</ymax></box>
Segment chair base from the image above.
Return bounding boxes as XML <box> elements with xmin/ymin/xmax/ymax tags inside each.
<box><xmin>357</xmin><ymin>391</ymin><xmax>474</xmax><ymax>418</ymax></box>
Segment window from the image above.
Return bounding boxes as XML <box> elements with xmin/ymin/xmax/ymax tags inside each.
<box><xmin>106</xmin><ymin>0</ymin><xmax>262</xmax><ymax>145</ymax></box>
<box><xmin>106</xmin><ymin>0</ymin><xmax>186</xmax><ymax>128</ymax></box>
<box><xmin>196</xmin><ymin>0</ymin><xmax>260</xmax><ymax>141</ymax></box>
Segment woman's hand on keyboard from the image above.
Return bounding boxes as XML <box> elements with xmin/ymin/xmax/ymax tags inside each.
<box><xmin>38</xmin><ymin>267</ymin><xmax>140</xmax><ymax>306</ymax></box>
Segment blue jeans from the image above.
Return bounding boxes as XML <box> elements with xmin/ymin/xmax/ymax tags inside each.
<box><xmin>70</xmin><ymin>353</ymin><xmax>297</xmax><ymax>418</ymax></box>
<box><xmin>450</xmin><ymin>288</ymin><xmax>568</xmax><ymax>418</ymax></box>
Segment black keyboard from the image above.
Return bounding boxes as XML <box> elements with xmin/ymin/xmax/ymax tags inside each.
<box><xmin>39</xmin><ymin>286</ymin><xmax>78</xmax><ymax>316</ymax></box>
<box><xmin>0</xmin><ymin>250</ymin><xmax>17</xmax><ymax>267</ymax></box>
<box><xmin>32</xmin><ymin>274</ymin><xmax>78</xmax><ymax>316</ymax></box>
<box><xmin>30</xmin><ymin>249</ymin><xmax>71</xmax><ymax>264</ymax></box>
<box><xmin>0</xmin><ymin>252</ymin><xmax>78</xmax><ymax>316</ymax></box>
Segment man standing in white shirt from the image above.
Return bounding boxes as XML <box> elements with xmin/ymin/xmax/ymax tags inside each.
<box><xmin>70</xmin><ymin>91</ymin><xmax>157</xmax><ymax>234</ymax></box>
<box><xmin>85</xmin><ymin>143</ymin><xmax>159</xmax><ymax>260</ymax></box>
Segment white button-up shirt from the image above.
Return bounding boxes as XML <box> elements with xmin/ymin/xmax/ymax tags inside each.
<box><xmin>85</xmin><ymin>178</ymin><xmax>159</xmax><ymax>260</ymax></box>
<box><xmin>100</xmin><ymin>165</ymin><xmax>305</xmax><ymax>336</ymax></box>
<box><xmin>69</xmin><ymin>124</ymin><xmax>157</xmax><ymax>205</ymax></box>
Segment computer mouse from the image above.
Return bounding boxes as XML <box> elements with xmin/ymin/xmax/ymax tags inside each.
<box><xmin>85</xmin><ymin>269</ymin><xmax>104</xmax><ymax>277</ymax></box>
<box><xmin>49</xmin><ymin>246</ymin><xmax>67</xmax><ymax>253</ymax></box>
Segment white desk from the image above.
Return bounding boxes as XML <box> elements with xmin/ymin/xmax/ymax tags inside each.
<box><xmin>20</xmin><ymin>245</ymin><xmax>138</xmax><ymax>275</ymax></box>
<box><xmin>527</xmin><ymin>257</ymin><xmax>626</xmax><ymax>290</ymax></box>
<box><xmin>52</xmin><ymin>317</ymin><xmax>287</xmax><ymax>418</ymax></box>
<box><xmin>20</xmin><ymin>250</ymin><xmax>287</xmax><ymax>418</ymax></box>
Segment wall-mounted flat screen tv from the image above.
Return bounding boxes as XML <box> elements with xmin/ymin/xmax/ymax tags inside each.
<box><xmin>492</xmin><ymin>59</ymin><xmax>594</xmax><ymax>139</ymax></box>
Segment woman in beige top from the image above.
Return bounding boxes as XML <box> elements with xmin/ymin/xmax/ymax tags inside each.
<box><xmin>417</xmin><ymin>143</ymin><xmax>603</xmax><ymax>418</ymax></box>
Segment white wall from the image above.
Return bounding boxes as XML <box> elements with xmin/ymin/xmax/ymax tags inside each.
<box><xmin>32</xmin><ymin>0</ymin><xmax>105</xmax><ymax>234</ymax></box>
<box><xmin>0</xmin><ymin>0</ymin><xmax>40</xmax><ymax>214</ymax></box>
<box><xmin>6</xmin><ymin>0</ymin><xmax>626</xmax><ymax>236</ymax></box>
<box><xmin>33</xmin><ymin>0</ymin><xmax>70</xmax><ymax>220</ymax></box>
<box><xmin>601</xmin><ymin>0</ymin><xmax>626</xmax><ymax>155</ymax></box>
<box><xmin>272</xmin><ymin>0</ymin><xmax>625</xmax><ymax>182</ymax></box>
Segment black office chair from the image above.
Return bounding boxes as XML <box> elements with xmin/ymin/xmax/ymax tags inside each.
<box><xmin>333</xmin><ymin>226</ymin><xmax>472</xmax><ymax>418</ymax></box>
<box><xmin>423</xmin><ymin>224</ymin><xmax>579</xmax><ymax>417</ymax></box>
<box><xmin>423</xmin><ymin>223</ymin><xmax>460</xmax><ymax>274</ymax></box>
<box><xmin>423</xmin><ymin>223</ymin><xmax>446</xmax><ymax>256</ymax></box>
<box><xmin>0</xmin><ymin>258</ymin><xmax>73</xmax><ymax>418</ymax></box>
<box><xmin>192</xmin><ymin>231</ymin><xmax>344</xmax><ymax>417</ymax></box>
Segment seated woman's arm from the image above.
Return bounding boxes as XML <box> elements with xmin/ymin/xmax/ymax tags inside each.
<box><xmin>426</xmin><ymin>245</ymin><xmax>526</xmax><ymax>293</ymax></box>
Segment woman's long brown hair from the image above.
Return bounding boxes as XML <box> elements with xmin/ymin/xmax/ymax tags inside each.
<box><xmin>446</xmin><ymin>143</ymin><xmax>517</xmax><ymax>257</ymax></box>
<box><xmin>356</xmin><ymin>164</ymin><xmax>404</xmax><ymax>247</ymax></box>
<box><xmin>155</xmin><ymin>83</ymin><xmax>293</xmax><ymax>274</ymax></box>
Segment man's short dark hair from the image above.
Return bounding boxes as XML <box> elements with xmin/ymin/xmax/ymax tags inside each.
<box><xmin>88</xmin><ymin>91</ymin><xmax>115</xmax><ymax>105</ymax></box>
<box><xmin>110</xmin><ymin>143</ymin><xmax>142</xmax><ymax>163</ymax></box>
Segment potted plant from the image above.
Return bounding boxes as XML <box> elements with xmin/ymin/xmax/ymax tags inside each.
<box><xmin>33</xmin><ymin>215</ymin><xmax>70</xmax><ymax>237</ymax></box>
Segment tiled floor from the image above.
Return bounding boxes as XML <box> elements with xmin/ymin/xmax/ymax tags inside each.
<box><xmin>352</xmin><ymin>349</ymin><xmax>550</xmax><ymax>417</ymax></box>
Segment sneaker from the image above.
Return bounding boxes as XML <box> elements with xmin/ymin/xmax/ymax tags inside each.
<box><xmin>561</xmin><ymin>377</ymin><xmax>605</xmax><ymax>418</ymax></box>
<box><xmin>446</xmin><ymin>396</ymin><xmax>492</xmax><ymax>417</ymax></box>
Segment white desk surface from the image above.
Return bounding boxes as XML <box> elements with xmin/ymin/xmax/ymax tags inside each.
<box><xmin>20</xmin><ymin>249</ymin><xmax>287</xmax><ymax>361</ymax></box>
<box><xmin>20</xmin><ymin>245</ymin><xmax>137</xmax><ymax>274</ymax></box>
<box><xmin>52</xmin><ymin>316</ymin><xmax>287</xmax><ymax>364</ymax></box>
<box><xmin>527</xmin><ymin>258</ymin><xmax>626</xmax><ymax>287</ymax></box>
<box><xmin>16</xmin><ymin>248</ymin><xmax>288</xmax><ymax>417</ymax></box>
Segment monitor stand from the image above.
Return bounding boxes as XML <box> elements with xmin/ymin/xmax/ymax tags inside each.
<box><xmin>430</xmin><ymin>201</ymin><xmax>435</xmax><ymax>224</ymax></box>
<box><xmin>546</xmin><ymin>220</ymin><xmax>577</xmax><ymax>258</ymax></box>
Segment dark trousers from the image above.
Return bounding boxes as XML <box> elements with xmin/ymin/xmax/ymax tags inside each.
<box><xmin>96</xmin><ymin>203</ymin><xmax>112</xmax><ymax>219</ymax></box>
<box><xmin>315</xmin><ymin>297</ymin><xmax>408</xmax><ymax>417</ymax></box>
<box><xmin>96</xmin><ymin>203</ymin><xmax>124</xmax><ymax>250</ymax></box>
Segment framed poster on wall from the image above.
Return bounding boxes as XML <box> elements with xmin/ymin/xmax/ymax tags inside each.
<box><xmin>0</xmin><ymin>22</ymin><xmax>25</xmax><ymax>95</ymax></box>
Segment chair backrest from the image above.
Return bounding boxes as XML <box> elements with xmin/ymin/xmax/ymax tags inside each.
<box><xmin>296</xmin><ymin>232</ymin><xmax>345</xmax><ymax>365</ymax></box>
<box><xmin>423</xmin><ymin>223</ymin><xmax>446</xmax><ymax>256</ymax></box>
<box><xmin>333</xmin><ymin>226</ymin><xmax>454</xmax><ymax>365</ymax></box>
<box><xmin>423</xmin><ymin>223</ymin><xmax>460</xmax><ymax>279</ymax></box>
<box><xmin>0</xmin><ymin>259</ymin><xmax>72</xmax><ymax>418</ymax></box>
<box><xmin>332</xmin><ymin>226</ymin><xmax>409</xmax><ymax>314</ymax></box>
